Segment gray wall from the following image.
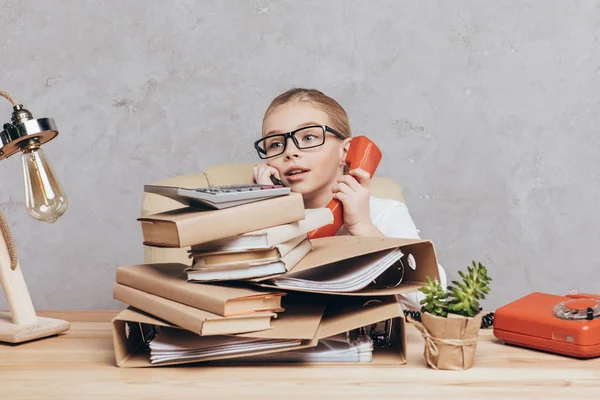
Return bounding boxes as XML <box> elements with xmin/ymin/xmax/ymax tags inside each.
<box><xmin>1</xmin><ymin>0</ymin><xmax>599</xmax><ymax>311</ymax></box>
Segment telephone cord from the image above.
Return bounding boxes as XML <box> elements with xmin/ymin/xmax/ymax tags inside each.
<box><xmin>403</xmin><ymin>310</ymin><xmax>495</xmax><ymax>329</ymax></box>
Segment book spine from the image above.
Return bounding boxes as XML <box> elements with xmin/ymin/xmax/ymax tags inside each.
<box><xmin>179</xmin><ymin>193</ymin><xmax>305</xmax><ymax>247</ymax></box>
<box><xmin>113</xmin><ymin>284</ymin><xmax>207</xmax><ymax>335</ymax></box>
<box><xmin>115</xmin><ymin>268</ymin><xmax>226</xmax><ymax>316</ymax></box>
<box><xmin>281</xmin><ymin>239</ymin><xmax>313</xmax><ymax>271</ymax></box>
<box><xmin>274</xmin><ymin>234</ymin><xmax>307</xmax><ymax>257</ymax></box>
<box><xmin>265</xmin><ymin>208</ymin><xmax>334</xmax><ymax>246</ymax></box>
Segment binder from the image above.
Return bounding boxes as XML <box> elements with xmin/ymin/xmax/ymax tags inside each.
<box><xmin>112</xmin><ymin>296</ymin><xmax>406</xmax><ymax>367</ymax></box>
<box><xmin>253</xmin><ymin>236</ymin><xmax>440</xmax><ymax>296</ymax></box>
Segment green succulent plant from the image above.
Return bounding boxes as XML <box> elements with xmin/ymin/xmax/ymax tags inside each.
<box><xmin>418</xmin><ymin>276</ymin><xmax>448</xmax><ymax>317</ymax></box>
<box><xmin>419</xmin><ymin>261</ymin><xmax>492</xmax><ymax>318</ymax></box>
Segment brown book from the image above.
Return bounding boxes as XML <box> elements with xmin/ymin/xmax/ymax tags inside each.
<box><xmin>195</xmin><ymin>248</ymin><xmax>279</xmax><ymax>266</ymax></box>
<box><xmin>138</xmin><ymin>192</ymin><xmax>305</xmax><ymax>248</ymax></box>
<box><xmin>115</xmin><ymin>263</ymin><xmax>285</xmax><ymax>316</ymax></box>
<box><xmin>188</xmin><ymin>208</ymin><xmax>333</xmax><ymax>253</ymax></box>
<box><xmin>189</xmin><ymin>234</ymin><xmax>306</xmax><ymax>266</ymax></box>
<box><xmin>185</xmin><ymin>238</ymin><xmax>312</xmax><ymax>282</ymax></box>
<box><xmin>113</xmin><ymin>283</ymin><xmax>276</xmax><ymax>336</ymax></box>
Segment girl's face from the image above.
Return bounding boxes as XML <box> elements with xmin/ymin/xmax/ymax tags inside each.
<box><xmin>262</xmin><ymin>101</ymin><xmax>349</xmax><ymax>200</ymax></box>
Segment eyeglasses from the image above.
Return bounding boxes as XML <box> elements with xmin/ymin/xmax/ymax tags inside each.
<box><xmin>254</xmin><ymin>125</ymin><xmax>346</xmax><ymax>159</ymax></box>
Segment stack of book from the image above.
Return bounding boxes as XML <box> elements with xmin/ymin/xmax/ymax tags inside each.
<box><xmin>138</xmin><ymin>192</ymin><xmax>330</xmax><ymax>281</ymax></box>
<box><xmin>185</xmin><ymin>206</ymin><xmax>333</xmax><ymax>282</ymax></box>
<box><xmin>112</xmin><ymin>186</ymin><xmax>441</xmax><ymax>367</ymax></box>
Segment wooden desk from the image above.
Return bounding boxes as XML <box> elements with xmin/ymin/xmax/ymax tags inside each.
<box><xmin>0</xmin><ymin>311</ymin><xmax>598</xmax><ymax>399</ymax></box>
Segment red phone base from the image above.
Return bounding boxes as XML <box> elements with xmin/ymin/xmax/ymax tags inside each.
<box><xmin>494</xmin><ymin>328</ymin><xmax>600</xmax><ymax>359</ymax></box>
<box><xmin>493</xmin><ymin>292</ymin><xmax>600</xmax><ymax>359</ymax></box>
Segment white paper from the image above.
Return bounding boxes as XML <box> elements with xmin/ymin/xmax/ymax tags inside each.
<box><xmin>186</xmin><ymin>262</ymin><xmax>286</xmax><ymax>282</ymax></box>
<box><xmin>270</xmin><ymin>248</ymin><xmax>404</xmax><ymax>292</ymax></box>
<box><xmin>233</xmin><ymin>334</ymin><xmax>373</xmax><ymax>363</ymax></box>
<box><xmin>149</xmin><ymin>328</ymin><xmax>301</xmax><ymax>364</ymax></box>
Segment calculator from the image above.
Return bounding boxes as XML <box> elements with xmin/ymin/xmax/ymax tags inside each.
<box><xmin>144</xmin><ymin>183</ymin><xmax>291</xmax><ymax>210</ymax></box>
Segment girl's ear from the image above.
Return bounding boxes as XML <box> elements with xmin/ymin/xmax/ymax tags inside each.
<box><xmin>339</xmin><ymin>138</ymin><xmax>352</xmax><ymax>165</ymax></box>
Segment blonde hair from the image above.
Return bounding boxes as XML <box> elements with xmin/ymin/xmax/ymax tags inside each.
<box><xmin>263</xmin><ymin>88</ymin><xmax>352</xmax><ymax>138</ymax></box>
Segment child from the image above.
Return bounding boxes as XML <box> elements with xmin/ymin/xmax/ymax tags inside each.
<box><xmin>252</xmin><ymin>88</ymin><xmax>446</xmax><ymax>309</ymax></box>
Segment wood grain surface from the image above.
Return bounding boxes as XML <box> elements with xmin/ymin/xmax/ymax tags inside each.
<box><xmin>0</xmin><ymin>311</ymin><xmax>598</xmax><ymax>400</ymax></box>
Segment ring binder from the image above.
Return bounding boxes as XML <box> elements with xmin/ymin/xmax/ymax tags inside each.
<box><xmin>347</xmin><ymin>299</ymin><xmax>396</xmax><ymax>348</ymax></box>
<box><xmin>135</xmin><ymin>322</ymin><xmax>160</xmax><ymax>350</ymax></box>
<box><xmin>370</xmin><ymin>256</ymin><xmax>406</xmax><ymax>289</ymax></box>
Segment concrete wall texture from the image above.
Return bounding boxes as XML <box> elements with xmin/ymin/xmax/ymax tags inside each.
<box><xmin>1</xmin><ymin>0</ymin><xmax>599</xmax><ymax>311</ymax></box>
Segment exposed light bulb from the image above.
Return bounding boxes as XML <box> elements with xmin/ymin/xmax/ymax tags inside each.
<box><xmin>21</xmin><ymin>143</ymin><xmax>68</xmax><ymax>223</ymax></box>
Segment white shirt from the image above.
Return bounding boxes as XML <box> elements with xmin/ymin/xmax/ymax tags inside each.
<box><xmin>336</xmin><ymin>196</ymin><xmax>447</xmax><ymax>310</ymax></box>
<box><xmin>335</xmin><ymin>196</ymin><xmax>420</xmax><ymax>239</ymax></box>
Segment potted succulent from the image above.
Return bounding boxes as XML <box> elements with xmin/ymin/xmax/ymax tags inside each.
<box><xmin>411</xmin><ymin>261</ymin><xmax>492</xmax><ymax>370</ymax></box>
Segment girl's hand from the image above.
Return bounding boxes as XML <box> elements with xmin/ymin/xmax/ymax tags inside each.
<box><xmin>253</xmin><ymin>163</ymin><xmax>282</xmax><ymax>185</ymax></box>
<box><xmin>332</xmin><ymin>168</ymin><xmax>383</xmax><ymax>236</ymax></box>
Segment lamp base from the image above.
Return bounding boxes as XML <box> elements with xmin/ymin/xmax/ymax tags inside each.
<box><xmin>0</xmin><ymin>311</ymin><xmax>69</xmax><ymax>344</ymax></box>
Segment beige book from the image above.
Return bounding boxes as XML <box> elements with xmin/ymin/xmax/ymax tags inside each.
<box><xmin>115</xmin><ymin>263</ymin><xmax>285</xmax><ymax>317</ymax></box>
<box><xmin>194</xmin><ymin>248</ymin><xmax>281</xmax><ymax>266</ymax></box>
<box><xmin>138</xmin><ymin>192</ymin><xmax>305</xmax><ymax>248</ymax></box>
<box><xmin>185</xmin><ymin>238</ymin><xmax>312</xmax><ymax>282</ymax></box>
<box><xmin>189</xmin><ymin>208</ymin><xmax>334</xmax><ymax>252</ymax></box>
<box><xmin>113</xmin><ymin>284</ymin><xmax>276</xmax><ymax>336</ymax></box>
<box><xmin>189</xmin><ymin>234</ymin><xmax>306</xmax><ymax>267</ymax></box>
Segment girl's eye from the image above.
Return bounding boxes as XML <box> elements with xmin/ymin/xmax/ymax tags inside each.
<box><xmin>268</xmin><ymin>141</ymin><xmax>283</xmax><ymax>149</ymax></box>
<box><xmin>299</xmin><ymin>128</ymin><xmax>323</xmax><ymax>143</ymax></box>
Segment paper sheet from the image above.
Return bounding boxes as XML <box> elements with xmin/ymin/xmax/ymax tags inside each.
<box><xmin>270</xmin><ymin>248</ymin><xmax>404</xmax><ymax>292</ymax></box>
<box><xmin>149</xmin><ymin>327</ymin><xmax>302</xmax><ymax>364</ymax></box>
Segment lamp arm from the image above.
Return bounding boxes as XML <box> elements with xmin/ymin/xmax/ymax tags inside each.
<box><xmin>0</xmin><ymin>89</ymin><xmax>21</xmax><ymax>270</ymax></box>
<box><xmin>0</xmin><ymin>208</ymin><xmax>37</xmax><ymax>326</ymax></box>
<box><xmin>0</xmin><ymin>90</ymin><xmax>19</xmax><ymax>107</ymax></box>
<box><xmin>0</xmin><ymin>210</ymin><xmax>18</xmax><ymax>270</ymax></box>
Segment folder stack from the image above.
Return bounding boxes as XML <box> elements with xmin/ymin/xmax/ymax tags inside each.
<box><xmin>113</xmin><ymin>188</ymin><xmax>442</xmax><ymax>367</ymax></box>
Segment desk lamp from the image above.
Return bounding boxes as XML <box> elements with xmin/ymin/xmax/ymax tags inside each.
<box><xmin>0</xmin><ymin>90</ymin><xmax>69</xmax><ymax>343</ymax></box>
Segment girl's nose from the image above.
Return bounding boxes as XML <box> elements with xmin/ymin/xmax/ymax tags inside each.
<box><xmin>282</xmin><ymin>138</ymin><xmax>301</xmax><ymax>159</ymax></box>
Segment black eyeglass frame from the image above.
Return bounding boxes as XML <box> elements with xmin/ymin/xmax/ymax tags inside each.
<box><xmin>254</xmin><ymin>125</ymin><xmax>346</xmax><ymax>159</ymax></box>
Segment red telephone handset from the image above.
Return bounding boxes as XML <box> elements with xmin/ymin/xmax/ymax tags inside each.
<box><xmin>565</xmin><ymin>292</ymin><xmax>600</xmax><ymax>301</ymax></box>
<box><xmin>307</xmin><ymin>136</ymin><xmax>382</xmax><ymax>239</ymax></box>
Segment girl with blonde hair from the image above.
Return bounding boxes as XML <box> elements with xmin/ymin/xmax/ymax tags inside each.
<box><xmin>253</xmin><ymin>88</ymin><xmax>446</xmax><ymax>308</ymax></box>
